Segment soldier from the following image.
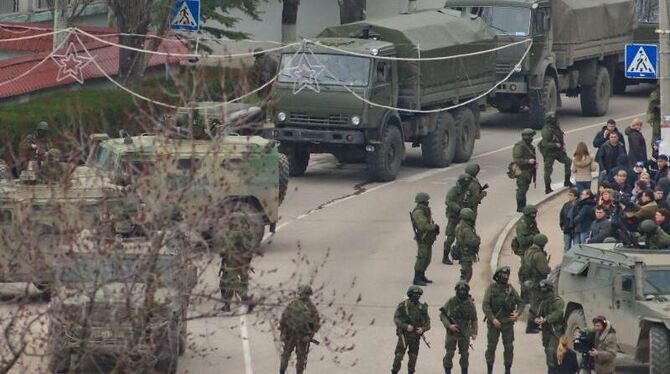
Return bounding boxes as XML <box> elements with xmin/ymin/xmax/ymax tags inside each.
<box><xmin>513</xmin><ymin>204</ymin><xmax>540</xmax><ymax>308</ymax></box>
<box><xmin>440</xmin><ymin>281</ymin><xmax>477</xmax><ymax>374</ymax></box>
<box><xmin>217</xmin><ymin>230</ymin><xmax>254</xmax><ymax>312</ymax></box>
<box><xmin>410</xmin><ymin>192</ymin><xmax>440</xmax><ymax>286</ymax></box>
<box><xmin>18</xmin><ymin>121</ymin><xmax>53</xmax><ymax>172</ymax></box>
<box><xmin>512</xmin><ymin>128</ymin><xmax>537</xmax><ymax>212</ymax></box>
<box><xmin>279</xmin><ymin>285</ymin><xmax>321</xmax><ymax>374</ymax></box>
<box><xmin>453</xmin><ymin>208</ymin><xmax>480</xmax><ymax>282</ymax></box>
<box><xmin>464</xmin><ymin>163</ymin><xmax>488</xmax><ymax>220</ymax></box>
<box><xmin>523</xmin><ymin>234</ymin><xmax>551</xmax><ymax>334</ymax></box>
<box><xmin>638</xmin><ymin>219</ymin><xmax>670</xmax><ymax>249</ymax></box>
<box><xmin>444</xmin><ymin>174</ymin><xmax>473</xmax><ymax>265</ymax></box>
<box><xmin>533</xmin><ymin>280</ymin><xmax>565</xmax><ymax>374</ymax></box>
<box><xmin>39</xmin><ymin>148</ymin><xmax>64</xmax><ymax>183</ymax></box>
<box><xmin>483</xmin><ymin>266</ymin><xmax>522</xmax><ymax>374</ymax></box>
<box><xmin>392</xmin><ymin>286</ymin><xmax>431</xmax><ymax>374</ymax></box>
<box><xmin>253</xmin><ymin>48</ymin><xmax>279</xmax><ymax>102</ymax></box>
<box><xmin>539</xmin><ymin>112</ymin><xmax>573</xmax><ymax>194</ymax></box>
<box><xmin>647</xmin><ymin>85</ymin><xmax>660</xmax><ymax>143</ymax></box>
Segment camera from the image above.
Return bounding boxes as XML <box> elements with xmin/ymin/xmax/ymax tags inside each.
<box><xmin>573</xmin><ymin>330</ymin><xmax>596</xmax><ymax>369</ymax></box>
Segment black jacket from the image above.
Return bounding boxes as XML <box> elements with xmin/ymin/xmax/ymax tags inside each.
<box><xmin>589</xmin><ymin>218</ymin><xmax>613</xmax><ymax>243</ymax></box>
<box><xmin>625</xmin><ymin>127</ymin><xmax>648</xmax><ymax>167</ymax></box>
<box><xmin>652</xmin><ymin>164</ymin><xmax>669</xmax><ymax>185</ymax></box>
<box><xmin>557</xmin><ymin>349</ymin><xmax>579</xmax><ymax>374</ymax></box>
<box><xmin>560</xmin><ymin>201</ymin><xmax>576</xmax><ymax>234</ymax></box>
<box><xmin>573</xmin><ymin>198</ymin><xmax>596</xmax><ymax>233</ymax></box>
<box><xmin>593</xmin><ymin>126</ymin><xmax>626</xmax><ymax>149</ymax></box>
<box><xmin>599</xmin><ymin>142</ymin><xmax>627</xmax><ymax>173</ymax></box>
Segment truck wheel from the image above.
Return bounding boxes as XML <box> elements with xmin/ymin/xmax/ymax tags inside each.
<box><xmin>278</xmin><ymin>153</ymin><xmax>289</xmax><ymax>205</ymax></box>
<box><xmin>221</xmin><ymin>201</ymin><xmax>265</xmax><ymax>250</ymax></box>
<box><xmin>421</xmin><ymin>112</ymin><xmax>456</xmax><ymax>167</ymax></box>
<box><xmin>529</xmin><ymin>76</ymin><xmax>558</xmax><ymax>130</ymax></box>
<box><xmin>453</xmin><ymin>107</ymin><xmax>476</xmax><ymax>163</ymax></box>
<box><xmin>284</xmin><ymin>146</ymin><xmax>309</xmax><ymax>177</ymax></box>
<box><xmin>581</xmin><ymin>66</ymin><xmax>611</xmax><ymax>116</ymax></box>
<box><xmin>367</xmin><ymin>125</ymin><xmax>404</xmax><ymax>182</ymax></box>
<box><xmin>650</xmin><ymin>326</ymin><xmax>670</xmax><ymax>374</ymax></box>
<box><xmin>613</xmin><ymin>70</ymin><xmax>627</xmax><ymax>95</ymax></box>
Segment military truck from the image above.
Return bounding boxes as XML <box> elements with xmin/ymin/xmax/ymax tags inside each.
<box><xmin>446</xmin><ymin>0</ymin><xmax>635</xmax><ymax>129</ymax></box>
<box><xmin>82</xmin><ymin>132</ymin><xmax>287</xmax><ymax>248</ymax></box>
<box><xmin>264</xmin><ymin>9</ymin><xmax>497</xmax><ymax>181</ymax></box>
<box><xmin>46</xmin><ymin>239</ymin><xmax>196</xmax><ymax>373</ymax></box>
<box><xmin>556</xmin><ymin>244</ymin><xmax>670</xmax><ymax>373</ymax></box>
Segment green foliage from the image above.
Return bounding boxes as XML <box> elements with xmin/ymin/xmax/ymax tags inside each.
<box><xmin>200</xmin><ymin>0</ymin><xmax>265</xmax><ymax>39</ymax></box>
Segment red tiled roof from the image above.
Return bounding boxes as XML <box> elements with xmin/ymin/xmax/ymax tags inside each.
<box><xmin>0</xmin><ymin>23</ymin><xmax>189</xmax><ymax>99</ymax></box>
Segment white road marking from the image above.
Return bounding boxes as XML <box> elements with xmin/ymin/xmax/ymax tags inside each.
<box><xmin>240</xmin><ymin>315</ymin><xmax>254</xmax><ymax>374</ymax></box>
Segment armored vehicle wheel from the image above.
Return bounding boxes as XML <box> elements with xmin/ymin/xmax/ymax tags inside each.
<box><xmin>421</xmin><ymin>112</ymin><xmax>455</xmax><ymax>167</ymax></box>
<box><xmin>529</xmin><ymin>76</ymin><xmax>558</xmax><ymax>130</ymax></box>
<box><xmin>286</xmin><ymin>146</ymin><xmax>309</xmax><ymax>177</ymax></box>
<box><xmin>221</xmin><ymin>201</ymin><xmax>265</xmax><ymax>250</ymax></box>
<box><xmin>581</xmin><ymin>66</ymin><xmax>611</xmax><ymax>117</ymax></box>
<box><xmin>613</xmin><ymin>71</ymin><xmax>627</xmax><ymax>95</ymax></box>
<box><xmin>278</xmin><ymin>153</ymin><xmax>289</xmax><ymax>205</ymax></box>
<box><xmin>367</xmin><ymin>125</ymin><xmax>404</xmax><ymax>182</ymax></box>
<box><xmin>453</xmin><ymin>107</ymin><xmax>476</xmax><ymax>163</ymax></box>
<box><xmin>650</xmin><ymin>326</ymin><xmax>670</xmax><ymax>374</ymax></box>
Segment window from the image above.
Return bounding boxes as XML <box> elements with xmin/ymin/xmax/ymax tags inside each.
<box><xmin>177</xmin><ymin>158</ymin><xmax>201</xmax><ymax>171</ymax></box>
<box><xmin>622</xmin><ymin>277</ymin><xmax>633</xmax><ymax>292</ymax></box>
<box><xmin>593</xmin><ymin>265</ymin><xmax>612</xmax><ymax>281</ymax></box>
<box><xmin>0</xmin><ymin>0</ymin><xmax>18</xmax><ymax>14</ymax></box>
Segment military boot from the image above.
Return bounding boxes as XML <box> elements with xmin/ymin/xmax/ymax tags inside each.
<box><xmin>442</xmin><ymin>245</ymin><xmax>453</xmax><ymax>265</ymax></box>
<box><xmin>564</xmin><ymin>175</ymin><xmax>574</xmax><ymax>187</ymax></box>
<box><xmin>221</xmin><ymin>302</ymin><xmax>231</xmax><ymax>312</ymax></box>
<box><xmin>504</xmin><ymin>363</ymin><xmax>512</xmax><ymax>374</ymax></box>
<box><xmin>516</xmin><ymin>198</ymin><xmax>526</xmax><ymax>213</ymax></box>
<box><xmin>545</xmin><ymin>183</ymin><xmax>553</xmax><ymax>194</ymax></box>
<box><xmin>486</xmin><ymin>362</ymin><xmax>493</xmax><ymax>374</ymax></box>
<box><xmin>413</xmin><ymin>271</ymin><xmax>427</xmax><ymax>286</ymax></box>
<box><xmin>280</xmin><ymin>370</ymin><xmax>286</xmax><ymax>374</ymax></box>
<box><xmin>444</xmin><ymin>368</ymin><xmax>451</xmax><ymax>374</ymax></box>
<box><xmin>461</xmin><ymin>367</ymin><xmax>467</xmax><ymax>374</ymax></box>
<box><xmin>421</xmin><ymin>271</ymin><xmax>433</xmax><ymax>283</ymax></box>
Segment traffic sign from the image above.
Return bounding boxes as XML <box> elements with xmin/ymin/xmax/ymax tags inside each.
<box><xmin>170</xmin><ymin>0</ymin><xmax>200</xmax><ymax>32</ymax></box>
<box><xmin>625</xmin><ymin>43</ymin><xmax>657</xmax><ymax>79</ymax></box>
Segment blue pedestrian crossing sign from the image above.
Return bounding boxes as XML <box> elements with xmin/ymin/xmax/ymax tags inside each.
<box><xmin>625</xmin><ymin>44</ymin><xmax>657</xmax><ymax>79</ymax></box>
<box><xmin>171</xmin><ymin>0</ymin><xmax>200</xmax><ymax>32</ymax></box>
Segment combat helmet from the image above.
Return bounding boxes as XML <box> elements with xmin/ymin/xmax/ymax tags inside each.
<box><xmin>459</xmin><ymin>208</ymin><xmax>476</xmax><ymax>222</ymax></box>
<box><xmin>521</xmin><ymin>128</ymin><xmax>536</xmax><ymax>137</ymax></box>
<box><xmin>415</xmin><ymin>192</ymin><xmax>430</xmax><ymax>204</ymax></box>
<box><xmin>493</xmin><ymin>265</ymin><xmax>511</xmax><ymax>282</ymax></box>
<box><xmin>454</xmin><ymin>280</ymin><xmax>470</xmax><ymax>292</ymax></box>
<box><xmin>457</xmin><ymin>173</ymin><xmax>472</xmax><ymax>187</ymax></box>
<box><xmin>298</xmin><ymin>285</ymin><xmax>313</xmax><ymax>297</ymax></box>
<box><xmin>522</xmin><ymin>204</ymin><xmax>538</xmax><ymax>216</ymax></box>
<box><xmin>36</xmin><ymin>121</ymin><xmax>49</xmax><ymax>131</ymax></box>
<box><xmin>464</xmin><ymin>163</ymin><xmax>480</xmax><ymax>177</ymax></box>
<box><xmin>545</xmin><ymin>112</ymin><xmax>557</xmax><ymax>125</ymax></box>
<box><xmin>407</xmin><ymin>285</ymin><xmax>424</xmax><ymax>297</ymax></box>
<box><xmin>533</xmin><ymin>233</ymin><xmax>548</xmax><ymax>247</ymax></box>
<box><xmin>639</xmin><ymin>219</ymin><xmax>658</xmax><ymax>234</ymax></box>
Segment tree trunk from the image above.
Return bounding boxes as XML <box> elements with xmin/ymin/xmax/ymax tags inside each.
<box><xmin>281</xmin><ymin>0</ymin><xmax>300</xmax><ymax>43</ymax></box>
<box><xmin>338</xmin><ymin>0</ymin><xmax>366</xmax><ymax>24</ymax></box>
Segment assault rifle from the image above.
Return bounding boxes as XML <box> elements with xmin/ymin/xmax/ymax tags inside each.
<box><xmin>440</xmin><ymin>306</ymin><xmax>474</xmax><ymax>350</ymax></box>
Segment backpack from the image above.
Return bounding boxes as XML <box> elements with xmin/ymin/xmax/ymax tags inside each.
<box><xmin>507</xmin><ymin>162</ymin><xmax>521</xmax><ymax>179</ymax></box>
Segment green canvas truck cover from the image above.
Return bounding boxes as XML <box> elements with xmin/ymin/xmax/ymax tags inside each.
<box><xmin>553</xmin><ymin>0</ymin><xmax>634</xmax><ymax>46</ymax></box>
<box><xmin>318</xmin><ymin>8</ymin><xmax>496</xmax><ymax>109</ymax></box>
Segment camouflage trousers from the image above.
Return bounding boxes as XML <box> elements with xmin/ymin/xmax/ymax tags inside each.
<box><xmin>516</xmin><ymin>173</ymin><xmax>532</xmax><ymax>205</ymax></box>
<box><xmin>414</xmin><ymin>241</ymin><xmax>433</xmax><ymax>272</ymax></box>
<box><xmin>392</xmin><ymin>333</ymin><xmax>420</xmax><ymax>373</ymax></box>
<box><xmin>280</xmin><ymin>336</ymin><xmax>311</xmax><ymax>374</ymax></box>
<box><xmin>518</xmin><ymin>265</ymin><xmax>530</xmax><ymax>305</ymax></box>
<box><xmin>527</xmin><ymin>285</ymin><xmax>542</xmax><ymax>323</ymax></box>
<box><xmin>459</xmin><ymin>260</ymin><xmax>473</xmax><ymax>282</ymax></box>
<box><xmin>444</xmin><ymin>330</ymin><xmax>470</xmax><ymax>369</ymax></box>
<box><xmin>443</xmin><ymin>215</ymin><xmax>459</xmax><ymax>258</ymax></box>
<box><xmin>485</xmin><ymin>323</ymin><xmax>515</xmax><ymax>366</ymax></box>
<box><xmin>219</xmin><ymin>265</ymin><xmax>249</xmax><ymax>303</ymax></box>
<box><xmin>543</xmin><ymin>151</ymin><xmax>571</xmax><ymax>186</ymax></box>
<box><xmin>542</xmin><ymin>331</ymin><xmax>559</xmax><ymax>369</ymax></box>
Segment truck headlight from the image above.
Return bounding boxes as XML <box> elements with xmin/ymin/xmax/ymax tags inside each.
<box><xmin>277</xmin><ymin>112</ymin><xmax>287</xmax><ymax>122</ymax></box>
<box><xmin>351</xmin><ymin>116</ymin><xmax>361</xmax><ymax>126</ymax></box>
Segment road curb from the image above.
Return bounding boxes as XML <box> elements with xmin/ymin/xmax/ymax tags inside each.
<box><xmin>489</xmin><ymin>186</ymin><xmax>570</xmax><ymax>275</ymax></box>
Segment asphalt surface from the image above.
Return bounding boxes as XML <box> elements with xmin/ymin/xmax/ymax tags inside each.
<box><xmin>0</xmin><ymin>85</ymin><xmax>655</xmax><ymax>373</ymax></box>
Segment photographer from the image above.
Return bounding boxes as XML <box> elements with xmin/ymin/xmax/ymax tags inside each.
<box><xmin>588</xmin><ymin>316</ymin><xmax>618</xmax><ymax>374</ymax></box>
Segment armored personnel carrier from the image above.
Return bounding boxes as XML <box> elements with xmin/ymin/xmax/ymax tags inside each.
<box><xmin>557</xmin><ymin>244</ymin><xmax>670</xmax><ymax>373</ymax></box>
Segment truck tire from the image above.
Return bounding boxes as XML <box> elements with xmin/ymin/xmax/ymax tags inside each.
<box><xmin>278</xmin><ymin>153</ymin><xmax>289</xmax><ymax>205</ymax></box>
<box><xmin>613</xmin><ymin>70</ymin><xmax>627</xmax><ymax>95</ymax></box>
<box><xmin>650</xmin><ymin>326</ymin><xmax>670</xmax><ymax>374</ymax></box>
<box><xmin>221</xmin><ymin>201</ymin><xmax>265</xmax><ymax>250</ymax></box>
<box><xmin>581</xmin><ymin>66</ymin><xmax>611</xmax><ymax>116</ymax></box>
<box><xmin>367</xmin><ymin>125</ymin><xmax>404</xmax><ymax>182</ymax></box>
<box><xmin>284</xmin><ymin>146</ymin><xmax>309</xmax><ymax>177</ymax></box>
<box><xmin>453</xmin><ymin>107</ymin><xmax>476</xmax><ymax>163</ymax></box>
<box><xmin>421</xmin><ymin>112</ymin><xmax>456</xmax><ymax>167</ymax></box>
<box><xmin>529</xmin><ymin>76</ymin><xmax>558</xmax><ymax>130</ymax></box>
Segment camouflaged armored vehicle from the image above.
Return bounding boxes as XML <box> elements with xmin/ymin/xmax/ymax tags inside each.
<box><xmin>47</xmin><ymin>238</ymin><xmax>196</xmax><ymax>373</ymax></box>
<box><xmin>557</xmin><ymin>244</ymin><xmax>670</xmax><ymax>373</ymax></box>
<box><xmin>80</xmin><ymin>132</ymin><xmax>288</xmax><ymax>249</ymax></box>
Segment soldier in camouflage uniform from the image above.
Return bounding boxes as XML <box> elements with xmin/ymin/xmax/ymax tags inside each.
<box><xmin>483</xmin><ymin>266</ymin><xmax>522</xmax><ymax>374</ymax></box>
<box><xmin>411</xmin><ymin>192</ymin><xmax>440</xmax><ymax>286</ymax></box>
<box><xmin>534</xmin><ymin>280</ymin><xmax>565</xmax><ymax>374</ymax></box>
<box><xmin>638</xmin><ymin>219</ymin><xmax>670</xmax><ymax>249</ymax></box>
<box><xmin>538</xmin><ymin>112</ymin><xmax>572</xmax><ymax>194</ymax></box>
<box><xmin>453</xmin><ymin>208</ymin><xmax>480</xmax><ymax>282</ymax></box>
<box><xmin>217</xmin><ymin>230</ymin><xmax>254</xmax><ymax>312</ymax></box>
<box><xmin>512</xmin><ymin>128</ymin><xmax>537</xmax><ymax>212</ymax></box>
<box><xmin>443</xmin><ymin>174</ymin><xmax>473</xmax><ymax>265</ymax></box>
<box><xmin>464</xmin><ymin>163</ymin><xmax>488</xmax><ymax>220</ymax></box>
<box><xmin>39</xmin><ymin>148</ymin><xmax>64</xmax><ymax>183</ymax></box>
<box><xmin>523</xmin><ymin>234</ymin><xmax>551</xmax><ymax>334</ymax></box>
<box><xmin>279</xmin><ymin>285</ymin><xmax>321</xmax><ymax>374</ymax></box>
<box><xmin>647</xmin><ymin>85</ymin><xmax>660</xmax><ymax>143</ymax></box>
<box><xmin>513</xmin><ymin>204</ymin><xmax>540</xmax><ymax>309</ymax></box>
<box><xmin>18</xmin><ymin>121</ymin><xmax>54</xmax><ymax>173</ymax></box>
<box><xmin>440</xmin><ymin>281</ymin><xmax>477</xmax><ymax>374</ymax></box>
<box><xmin>392</xmin><ymin>286</ymin><xmax>431</xmax><ymax>374</ymax></box>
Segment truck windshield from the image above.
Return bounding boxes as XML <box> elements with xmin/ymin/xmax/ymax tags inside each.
<box><xmin>636</xmin><ymin>0</ymin><xmax>658</xmax><ymax>23</ymax></box>
<box><xmin>90</xmin><ymin>146</ymin><xmax>117</xmax><ymax>171</ymax></box>
<box><xmin>279</xmin><ymin>53</ymin><xmax>371</xmax><ymax>87</ymax></box>
<box><xmin>470</xmin><ymin>7</ymin><xmax>531</xmax><ymax>36</ymax></box>
<box><xmin>644</xmin><ymin>269</ymin><xmax>670</xmax><ymax>295</ymax></box>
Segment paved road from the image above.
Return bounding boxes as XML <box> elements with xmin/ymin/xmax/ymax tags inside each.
<box><xmin>179</xmin><ymin>86</ymin><xmax>655</xmax><ymax>374</ymax></box>
<box><xmin>1</xmin><ymin>86</ymin><xmax>654</xmax><ymax>373</ymax></box>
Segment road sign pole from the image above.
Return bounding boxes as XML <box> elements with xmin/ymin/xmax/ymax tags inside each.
<box><xmin>660</xmin><ymin>0</ymin><xmax>670</xmax><ymax>128</ymax></box>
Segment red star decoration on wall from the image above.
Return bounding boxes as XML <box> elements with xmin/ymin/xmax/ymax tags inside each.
<box><xmin>50</xmin><ymin>42</ymin><xmax>93</xmax><ymax>84</ymax></box>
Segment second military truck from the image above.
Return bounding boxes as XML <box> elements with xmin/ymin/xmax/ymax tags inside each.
<box><xmin>265</xmin><ymin>9</ymin><xmax>497</xmax><ymax>181</ymax></box>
